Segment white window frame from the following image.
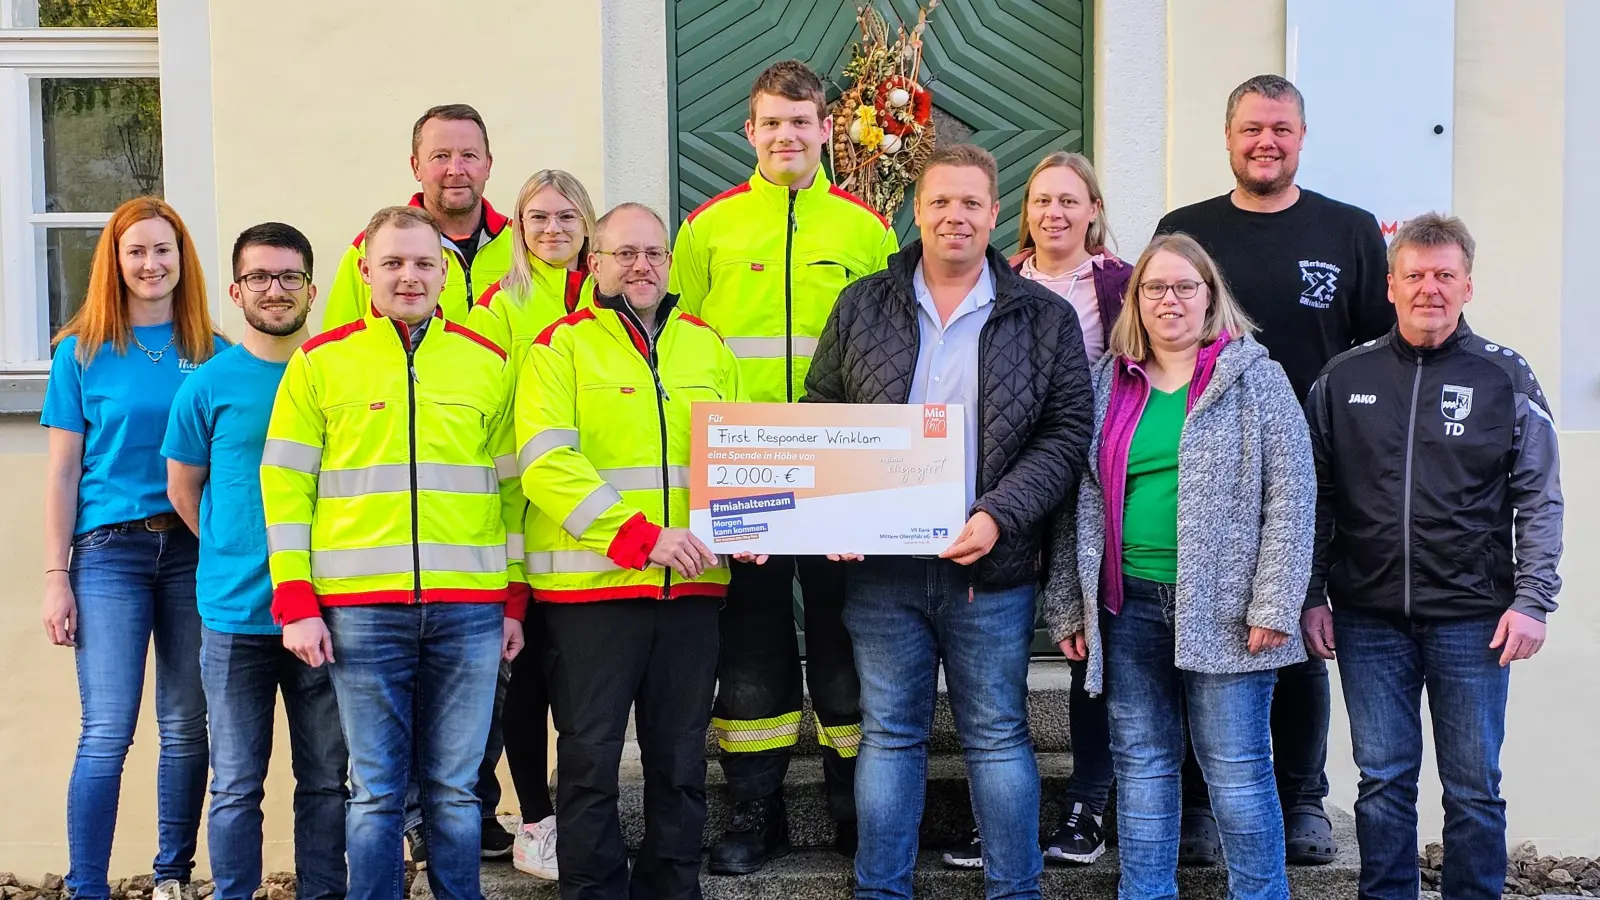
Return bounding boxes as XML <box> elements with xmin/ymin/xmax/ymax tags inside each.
<box><xmin>0</xmin><ymin>0</ymin><xmax>215</xmax><ymax>375</ymax></box>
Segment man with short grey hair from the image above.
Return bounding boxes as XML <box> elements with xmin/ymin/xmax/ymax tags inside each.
<box><xmin>1303</xmin><ymin>212</ymin><xmax>1562</xmax><ymax>900</ymax></box>
<box><xmin>1154</xmin><ymin>72</ymin><xmax>1393</xmax><ymax>866</ymax></box>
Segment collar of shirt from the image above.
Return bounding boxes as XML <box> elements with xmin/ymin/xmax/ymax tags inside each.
<box><xmin>912</xmin><ymin>259</ymin><xmax>996</xmax><ymax>329</ymax></box>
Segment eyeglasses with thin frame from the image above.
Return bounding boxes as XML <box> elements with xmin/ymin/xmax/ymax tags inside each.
<box><xmin>525</xmin><ymin>210</ymin><xmax>583</xmax><ymax>230</ymax></box>
<box><xmin>238</xmin><ymin>270</ymin><xmax>309</xmax><ymax>292</ymax></box>
<box><xmin>1139</xmin><ymin>279</ymin><xmax>1204</xmax><ymax>300</ymax></box>
<box><xmin>595</xmin><ymin>248</ymin><xmax>669</xmax><ymax>267</ymax></box>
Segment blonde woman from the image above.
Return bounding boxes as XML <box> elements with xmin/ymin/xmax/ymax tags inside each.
<box><xmin>1042</xmin><ymin>233</ymin><xmax>1314</xmax><ymax>900</ymax></box>
<box><xmin>1010</xmin><ymin>151</ymin><xmax>1129</xmax><ymax>363</ymax></box>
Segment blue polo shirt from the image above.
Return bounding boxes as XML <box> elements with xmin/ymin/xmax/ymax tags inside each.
<box><xmin>42</xmin><ymin>323</ymin><xmax>227</xmax><ymax>534</ymax></box>
<box><xmin>161</xmin><ymin>344</ymin><xmax>287</xmax><ymax>635</ymax></box>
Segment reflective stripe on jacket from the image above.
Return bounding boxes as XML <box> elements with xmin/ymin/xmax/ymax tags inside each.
<box><xmin>263</xmin><ymin>307</ymin><xmax>527</xmax><ymax>623</ymax></box>
<box><xmin>515</xmin><ymin>294</ymin><xmax>745</xmax><ymax>602</ymax></box>
<box><xmin>669</xmin><ymin>168</ymin><xmax>897</xmax><ymax>403</ymax></box>
<box><xmin>319</xmin><ymin>193</ymin><xmax>516</xmax><ymax>331</ymax></box>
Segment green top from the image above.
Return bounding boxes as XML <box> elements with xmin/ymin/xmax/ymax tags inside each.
<box><xmin>1122</xmin><ymin>386</ymin><xmax>1186</xmax><ymax>583</ymax></box>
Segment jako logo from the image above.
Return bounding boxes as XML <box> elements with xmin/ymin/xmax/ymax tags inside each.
<box><xmin>1348</xmin><ymin>393</ymin><xmax>1377</xmax><ymax>405</ymax></box>
<box><xmin>923</xmin><ymin>404</ymin><xmax>948</xmax><ymax>438</ymax></box>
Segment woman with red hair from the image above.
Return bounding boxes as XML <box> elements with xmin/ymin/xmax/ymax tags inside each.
<box><xmin>40</xmin><ymin>197</ymin><xmax>227</xmax><ymax>900</ymax></box>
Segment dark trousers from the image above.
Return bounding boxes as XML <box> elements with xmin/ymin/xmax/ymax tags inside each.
<box><xmin>503</xmin><ymin>605</ymin><xmax>555</xmax><ymax>822</ymax></box>
<box><xmin>1182</xmin><ymin>656</ymin><xmax>1331</xmax><ymax>812</ymax></box>
<box><xmin>546</xmin><ymin>598</ymin><xmax>720</xmax><ymax>900</ymax></box>
<box><xmin>1061</xmin><ymin>657</ymin><xmax>1114</xmax><ymax>815</ymax></box>
<box><xmin>713</xmin><ymin>556</ymin><xmax>860</xmax><ymax>821</ymax></box>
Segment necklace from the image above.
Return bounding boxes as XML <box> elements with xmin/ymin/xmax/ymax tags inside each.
<box><xmin>131</xmin><ymin>331</ymin><xmax>175</xmax><ymax>364</ymax></box>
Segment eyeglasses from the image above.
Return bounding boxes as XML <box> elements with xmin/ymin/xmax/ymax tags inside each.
<box><xmin>238</xmin><ymin>270</ymin><xmax>309</xmax><ymax>292</ymax></box>
<box><xmin>525</xmin><ymin>211</ymin><xmax>583</xmax><ymax>230</ymax></box>
<box><xmin>595</xmin><ymin>248</ymin><xmax>669</xmax><ymax>267</ymax></box>
<box><xmin>1139</xmin><ymin>279</ymin><xmax>1203</xmax><ymax>300</ymax></box>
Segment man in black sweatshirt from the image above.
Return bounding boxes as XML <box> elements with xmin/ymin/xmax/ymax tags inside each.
<box><xmin>1154</xmin><ymin>74</ymin><xmax>1393</xmax><ymax>867</ymax></box>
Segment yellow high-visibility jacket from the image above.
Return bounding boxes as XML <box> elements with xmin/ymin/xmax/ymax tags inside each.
<box><xmin>466</xmin><ymin>255</ymin><xmax>593</xmax><ymax>375</ymax></box>
<box><xmin>516</xmin><ymin>295</ymin><xmax>744</xmax><ymax>602</ymax></box>
<box><xmin>263</xmin><ymin>308</ymin><xmax>527</xmax><ymax>624</ymax></box>
<box><xmin>669</xmin><ymin>168</ymin><xmax>898</xmax><ymax>403</ymax></box>
<box><xmin>319</xmin><ymin>194</ymin><xmax>516</xmax><ymax>331</ymax></box>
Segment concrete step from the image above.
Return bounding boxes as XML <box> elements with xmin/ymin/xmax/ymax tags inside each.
<box><xmin>626</xmin><ymin>659</ymin><xmax>1076</xmax><ymax>761</ymax></box>
<box><xmin>429</xmin><ymin>806</ymin><xmax>1359</xmax><ymax>900</ymax></box>
<box><xmin>610</xmin><ymin>752</ymin><xmax>1078</xmax><ymax>851</ymax></box>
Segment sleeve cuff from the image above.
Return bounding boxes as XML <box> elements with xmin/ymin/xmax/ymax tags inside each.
<box><xmin>1302</xmin><ymin>590</ymin><xmax>1329</xmax><ymax>611</ymax></box>
<box><xmin>271</xmin><ymin>580</ymin><xmax>320</xmax><ymax>625</ymax></box>
<box><xmin>504</xmin><ymin>581</ymin><xmax>530</xmax><ymax>621</ymax></box>
<box><xmin>1510</xmin><ymin>595</ymin><xmax>1550</xmax><ymax>623</ymax></box>
<box><xmin>606</xmin><ymin>513</ymin><xmax>662</xmax><ymax>570</ymax></box>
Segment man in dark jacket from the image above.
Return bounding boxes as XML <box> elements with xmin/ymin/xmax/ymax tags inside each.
<box><xmin>803</xmin><ymin>143</ymin><xmax>1093</xmax><ymax>900</ymax></box>
<box><xmin>1304</xmin><ymin>213</ymin><xmax>1563</xmax><ymax>900</ymax></box>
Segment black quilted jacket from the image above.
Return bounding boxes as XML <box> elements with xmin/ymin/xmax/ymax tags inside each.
<box><xmin>802</xmin><ymin>241</ymin><xmax>1095</xmax><ymax>587</ymax></box>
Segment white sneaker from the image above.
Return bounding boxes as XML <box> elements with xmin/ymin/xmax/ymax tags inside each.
<box><xmin>514</xmin><ymin>815</ymin><xmax>559</xmax><ymax>880</ymax></box>
<box><xmin>152</xmin><ymin>880</ymin><xmax>192</xmax><ymax>900</ymax></box>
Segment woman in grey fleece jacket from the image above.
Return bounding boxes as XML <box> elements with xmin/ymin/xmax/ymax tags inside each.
<box><xmin>1042</xmin><ymin>234</ymin><xmax>1315</xmax><ymax>900</ymax></box>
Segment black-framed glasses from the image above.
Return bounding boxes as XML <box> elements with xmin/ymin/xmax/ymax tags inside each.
<box><xmin>595</xmin><ymin>248</ymin><xmax>669</xmax><ymax>267</ymax></box>
<box><xmin>1139</xmin><ymin>279</ymin><xmax>1203</xmax><ymax>300</ymax></box>
<box><xmin>238</xmin><ymin>270</ymin><xmax>309</xmax><ymax>292</ymax></box>
<box><xmin>525</xmin><ymin>210</ymin><xmax>584</xmax><ymax>230</ymax></box>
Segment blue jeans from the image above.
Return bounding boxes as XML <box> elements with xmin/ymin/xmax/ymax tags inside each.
<box><xmin>403</xmin><ymin>662</ymin><xmax>509</xmax><ymax>834</ymax></box>
<box><xmin>1103</xmin><ymin>576</ymin><xmax>1287</xmax><ymax>900</ymax></box>
<box><xmin>1333</xmin><ymin>608</ymin><xmax>1510</xmax><ymax>900</ymax></box>
<box><xmin>200</xmin><ymin>627</ymin><xmax>349</xmax><ymax>900</ymax></box>
<box><xmin>843</xmin><ymin>557</ymin><xmax>1040</xmax><ymax>900</ymax></box>
<box><xmin>325</xmin><ymin>603</ymin><xmax>503</xmax><ymax>900</ymax></box>
<box><xmin>66</xmin><ymin>526</ymin><xmax>207</xmax><ymax>900</ymax></box>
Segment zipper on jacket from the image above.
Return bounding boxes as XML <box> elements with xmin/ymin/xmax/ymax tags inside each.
<box><xmin>784</xmin><ymin>190</ymin><xmax>797</xmax><ymax>402</ymax></box>
<box><xmin>645</xmin><ymin>323</ymin><xmax>673</xmax><ymax>600</ymax></box>
<box><xmin>405</xmin><ymin>333</ymin><xmax>423</xmax><ymax>604</ymax></box>
<box><xmin>1401</xmin><ymin>358</ymin><xmax>1423</xmax><ymax>618</ymax></box>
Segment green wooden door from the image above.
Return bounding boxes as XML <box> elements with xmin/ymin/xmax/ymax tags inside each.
<box><xmin>666</xmin><ymin>0</ymin><xmax>1092</xmax><ymax>251</ymax></box>
<box><xmin>668</xmin><ymin>0</ymin><xmax>1090</xmax><ymax>654</ymax></box>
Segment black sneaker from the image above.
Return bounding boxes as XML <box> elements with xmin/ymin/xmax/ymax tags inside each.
<box><xmin>1044</xmin><ymin>802</ymin><xmax>1106</xmax><ymax>865</ymax></box>
<box><xmin>941</xmin><ymin>829</ymin><xmax>983</xmax><ymax>869</ymax></box>
<box><xmin>708</xmin><ymin>793</ymin><xmax>790</xmax><ymax>876</ymax></box>
<box><xmin>405</xmin><ymin>824</ymin><xmax>429</xmax><ymax>870</ymax></box>
<box><xmin>481</xmin><ymin>817</ymin><xmax>515</xmax><ymax>859</ymax></box>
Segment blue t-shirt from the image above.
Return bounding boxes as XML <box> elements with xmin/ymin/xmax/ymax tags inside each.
<box><xmin>42</xmin><ymin>323</ymin><xmax>227</xmax><ymax>534</ymax></box>
<box><xmin>161</xmin><ymin>344</ymin><xmax>287</xmax><ymax>635</ymax></box>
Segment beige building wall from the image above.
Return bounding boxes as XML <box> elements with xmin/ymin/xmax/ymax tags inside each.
<box><xmin>0</xmin><ymin>0</ymin><xmax>602</xmax><ymax>879</ymax></box>
<box><xmin>1167</xmin><ymin>0</ymin><xmax>1597</xmax><ymax>854</ymax></box>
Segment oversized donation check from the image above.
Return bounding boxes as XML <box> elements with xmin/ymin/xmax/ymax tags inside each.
<box><xmin>688</xmin><ymin>402</ymin><xmax>967</xmax><ymax>555</ymax></box>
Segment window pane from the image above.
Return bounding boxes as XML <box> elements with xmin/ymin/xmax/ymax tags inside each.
<box><xmin>45</xmin><ymin>226</ymin><xmax>104</xmax><ymax>338</ymax></box>
<box><xmin>40</xmin><ymin>77</ymin><xmax>163</xmax><ymax>213</ymax></box>
<box><xmin>35</xmin><ymin>0</ymin><xmax>156</xmax><ymax>27</ymax></box>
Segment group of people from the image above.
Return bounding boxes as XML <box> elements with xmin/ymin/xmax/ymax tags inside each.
<box><xmin>37</xmin><ymin>57</ymin><xmax>1562</xmax><ymax>900</ymax></box>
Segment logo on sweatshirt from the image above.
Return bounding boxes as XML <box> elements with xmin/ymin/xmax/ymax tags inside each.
<box><xmin>1348</xmin><ymin>393</ymin><xmax>1377</xmax><ymax>405</ymax></box>
<box><xmin>1441</xmin><ymin>384</ymin><xmax>1474</xmax><ymax>422</ymax></box>
<box><xmin>1298</xmin><ymin>260</ymin><xmax>1341</xmax><ymax>310</ymax></box>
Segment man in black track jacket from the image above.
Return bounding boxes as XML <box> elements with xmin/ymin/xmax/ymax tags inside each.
<box><xmin>1303</xmin><ymin>213</ymin><xmax>1563</xmax><ymax>900</ymax></box>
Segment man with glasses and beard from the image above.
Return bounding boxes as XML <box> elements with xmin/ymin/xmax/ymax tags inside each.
<box><xmin>163</xmin><ymin>223</ymin><xmax>350</xmax><ymax>900</ymax></box>
<box><xmin>1154</xmin><ymin>74</ymin><xmax>1393</xmax><ymax>869</ymax></box>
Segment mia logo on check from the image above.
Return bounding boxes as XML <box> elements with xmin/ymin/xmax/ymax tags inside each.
<box><xmin>923</xmin><ymin>404</ymin><xmax>948</xmax><ymax>438</ymax></box>
<box><xmin>1441</xmin><ymin>384</ymin><xmax>1473</xmax><ymax>436</ymax></box>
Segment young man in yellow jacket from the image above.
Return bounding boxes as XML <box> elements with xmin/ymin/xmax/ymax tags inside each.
<box><xmin>668</xmin><ymin>59</ymin><xmax>897</xmax><ymax>873</ymax></box>
<box><xmin>319</xmin><ymin>104</ymin><xmax>517</xmax><ymax>330</ymax></box>
<box><xmin>519</xmin><ymin>202</ymin><xmax>744</xmax><ymax>897</ymax></box>
<box><xmin>266</xmin><ymin>206</ymin><xmax>527</xmax><ymax>900</ymax></box>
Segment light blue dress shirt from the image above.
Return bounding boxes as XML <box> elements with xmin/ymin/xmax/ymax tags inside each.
<box><xmin>907</xmin><ymin>261</ymin><xmax>995</xmax><ymax>511</ymax></box>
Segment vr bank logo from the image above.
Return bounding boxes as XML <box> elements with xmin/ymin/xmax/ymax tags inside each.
<box><xmin>933</xmin><ymin>527</ymin><xmax>949</xmax><ymax>538</ymax></box>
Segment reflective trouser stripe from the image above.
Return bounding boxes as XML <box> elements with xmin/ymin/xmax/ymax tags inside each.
<box><xmin>595</xmin><ymin>465</ymin><xmax>691</xmax><ymax>492</ymax></box>
<box><xmin>262</xmin><ymin>439</ymin><xmax>322</xmax><ymax>475</ymax></box>
<box><xmin>712</xmin><ymin>711</ymin><xmax>803</xmax><ymax>753</ymax></box>
<box><xmin>815</xmin><ymin>716</ymin><xmax>863</xmax><ymax>758</ymax></box>
<box><xmin>266</xmin><ymin>523</ymin><xmax>311</xmax><ymax>554</ymax></box>
<box><xmin>310</xmin><ymin>543</ymin><xmax>506</xmax><ymax>579</ymax></box>
<box><xmin>723</xmin><ymin>336</ymin><xmax>819</xmax><ymax>359</ymax></box>
<box><xmin>524</xmin><ymin>549</ymin><xmax>623</xmax><ymax>575</ymax></box>
<box><xmin>519</xmin><ymin>429</ymin><xmax>579</xmax><ymax>472</ymax></box>
<box><xmin>563</xmin><ymin>482</ymin><xmax>623</xmax><ymax>539</ymax></box>
<box><xmin>317</xmin><ymin>463</ymin><xmax>497</xmax><ymax>498</ymax></box>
